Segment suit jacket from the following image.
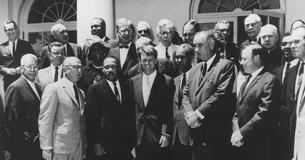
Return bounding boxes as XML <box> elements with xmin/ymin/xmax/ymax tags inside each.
<box><xmin>172</xmin><ymin>74</ymin><xmax>192</xmax><ymax>146</ymax></box>
<box><xmin>86</xmin><ymin>79</ymin><xmax>135</xmax><ymax>153</ymax></box>
<box><xmin>131</xmin><ymin>72</ymin><xmax>174</xmax><ymax>145</ymax></box>
<box><xmin>5</xmin><ymin>77</ymin><xmax>41</xmax><ymax>145</ymax></box>
<box><xmin>0</xmin><ymin>39</ymin><xmax>35</xmax><ymax>90</ymax></box>
<box><xmin>36</xmin><ymin>65</ymin><xmax>63</xmax><ymax>92</ymax></box>
<box><xmin>182</xmin><ymin>55</ymin><xmax>236</xmax><ymax>145</ymax></box>
<box><xmin>109</xmin><ymin>43</ymin><xmax>138</xmax><ymax>80</ymax></box>
<box><xmin>127</xmin><ymin>58</ymin><xmax>178</xmax><ymax>79</ymax></box>
<box><xmin>264</xmin><ymin>47</ymin><xmax>283</xmax><ymax>72</ymax></box>
<box><xmin>39</xmin><ymin>78</ymin><xmax>85</xmax><ymax>154</ymax></box>
<box><xmin>220</xmin><ymin>41</ymin><xmax>240</xmax><ymax>67</ymax></box>
<box><xmin>39</xmin><ymin>42</ymin><xmax>83</xmax><ymax>68</ymax></box>
<box><xmin>234</xmin><ymin>69</ymin><xmax>280</xmax><ymax>160</ymax></box>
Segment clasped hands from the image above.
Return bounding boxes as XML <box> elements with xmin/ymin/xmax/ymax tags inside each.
<box><xmin>184</xmin><ymin>111</ymin><xmax>201</xmax><ymax>128</ymax></box>
<box><xmin>1</xmin><ymin>67</ymin><xmax>20</xmax><ymax>76</ymax></box>
<box><xmin>230</xmin><ymin>130</ymin><xmax>244</xmax><ymax>147</ymax></box>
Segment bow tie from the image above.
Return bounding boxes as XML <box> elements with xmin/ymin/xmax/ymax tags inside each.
<box><xmin>249</xmin><ymin>38</ymin><xmax>257</xmax><ymax>43</ymax></box>
<box><xmin>119</xmin><ymin>45</ymin><xmax>129</xmax><ymax>49</ymax></box>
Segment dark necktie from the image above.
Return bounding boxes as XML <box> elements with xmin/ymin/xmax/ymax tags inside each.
<box><xmin>299</xmin><ymin>62</ymin><xmax>304</xmax><ymax>76</ymax></box>
<box><xmin>73</xmin><ymin>84</ymin><xmax>80</xmax><ymax>105</ymax></box>
<box><xmin>239</xmin><ymin>74</ymin><xmax>252</xmax><ymax>98</ymax></box>
<box><xmin>284</xmin><ymin>62</ymin><xmax>290</xmax><ymax>81</ymax></box>
<box><xmin>113</xmin><ymin>82</ymin><xmax>120</xmax><ymax>103</ymax></box>
<box><xmin>249</xmin><ymin>38</ymin><xmax>257</xmax><ymax>43</ymax></box>
<box><xmin>119</xmin><ymin>45</ymin><xmax>129</xmax><ymax>49</ymax></box>
<box><xmin>54</xmin><ymin>66</ymin><xmax>59</xmax><ymax>82</ymax></box>
<box><xmin>165</xmin><ymin>47</ymin><xmax>170</xmax><ymax>59</ymax></box>
<box><xmin>12</xmin><ymin>41</ymin><xmax>15</xmax><ymax>55</ymax></box>
<box><xmin>178</xmin><ymin>73</ymin><xmax>186</xmax><ymax>109</ymax></box>
<box><xmin>199</xmin><ymin>62</ymin><xmax>207</xmax><ymax>83</ymax></box>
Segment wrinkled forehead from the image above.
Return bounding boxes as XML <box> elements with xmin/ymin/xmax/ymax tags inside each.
<box><xmin>244</xmin><ymin>16</ymin><xmax>260</xmax><ymax>25</ymax></box>
<box><xmin>183</xmin><ymin>24</ymin><xmax>195</xmax><ymax>33</ymax></box>
<box><xmin>216</xmin><ymin>23</ymin><xmax>229</xmax><ymax>30</ymax></box>
<box><xmin>260</xmin><ymin>28</ymin><xmax>277</xmax><ymax>37</ymax></box>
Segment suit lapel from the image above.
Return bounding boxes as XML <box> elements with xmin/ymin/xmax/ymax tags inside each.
<box><xmin>238</xmin><ymin>70</ymin><xmax>265</xmax><ymax>103</ymax></box>
<box><xmin>104</xmin><ymin>79</ymin><xmax>121</xmax><ymax>104</ymax></box>
<box><xmin>135</xmin><ymin>75</ymin><xmax>145</xmax><ymax>109</ymax></box>
<box><xmin>21</xmin><ymin>77</ymin><xmax>41</xmax><ymax>101</ymax></box>
<box><xmin>66</xmin><ymin>43</ymin><xmax>75</xmax><ymax>57</ymax></box>
<box><xmin>122</xmin><ymin>43</ymin><xmax>136</xmax><ymax>71</ymax></box>
<box><xmin>146</xmin><ymin>73</ymin><xmax>161</xmax><ymax>107</ymax></box>
<box><xmin>62</xmin><ymin>80</ymin><xmax>80</xmax><ymax>110</ymax></box>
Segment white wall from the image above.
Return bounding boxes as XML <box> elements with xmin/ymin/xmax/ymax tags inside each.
<box><xmin>0</xmin><ymin>0</ymin><xmax>9</xmax><ymax>43</ymax></box>
<box><xmin>115</xmin><ymin>0</ymin><xmax>190</xmax><ymax>40</ymax></box>
<box><xmin>285</xmin><ymin>0</ymin><xmax>305</xmax><ymax>32</ymax></box>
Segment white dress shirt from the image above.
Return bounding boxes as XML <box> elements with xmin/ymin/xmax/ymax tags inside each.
<box><xmin>8</xmin><ymin>39</ymin><xmax>18</xmax><ymax>56</ymax></box>
<box><xmin>119</xmin><ymin>43</ymin><xmax>131</xmax><ymax>68</ymax></box>
<box><xmin>155</xmin><ymin>43</ymin><xmax>177</xmax><ymax>61</ymax></box>
<box><xmin>142</xmin><ymin>70</ymin><xmax>157</xmax><ymax>106</ymax></box>
<box><xmin>106</xmin><ymin>79</ymin><xmax>122</xmax><ymax>102</ymax></box>
<box><xmin>50</xmin><ymin>64</ymin><xmax>63</xmax><ymax>82</ymax></box>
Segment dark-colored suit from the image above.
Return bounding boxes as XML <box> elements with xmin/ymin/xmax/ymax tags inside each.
<box><xmin>0</xmin><ymin>39</ymin><xmax>35</xmax><ymax>90</ymax></box>
<box><xmin>109</xmin><ymin>43</ymin><xmax>138</xmax><ymax>80</ymax></box>
<box><xmin>264</xmin><ymin>47</ymin><xmax>283</xmax><ymax>72</ymax></box>
<box><xmin>219</xmin><ymin>41</ymin><xmax>240</xmax><ymax>67</ymax></box>
<box><xmin>182</xmin><ymin>55</ymin><xmax>236</xmax><ymax>160</ymax></box>
<box><xmin>5</xmin><ymin>77</ymin><xmax>42</xmax><ymax>160</ymax></box>
<box><xmin>86</xmin><ymin>79</ymin><xmax>135</xmax><ymax>160</ymax></box>
<box><xmin>171</xmin><ymin>74</ymin><xmax>192</xmax><ymax>160</ymax></box>
<box><xmin>233</xmin><ymin>69</ymin><xmax>280</xmax><ymax>160</ymax></box>
<box><xmin>0</xmin><ymin>96</ymin><xmax>5</xmax><ymax>160</ymax></box>
<box><xmin>130</xmin><ymin>72</ymin><xmax>174</xmax><ymax>160</ymax></box>
<box><xmin>39</xmin><ymin>42</ymin><xmax>83</xmax><ymax>68</ymax></box>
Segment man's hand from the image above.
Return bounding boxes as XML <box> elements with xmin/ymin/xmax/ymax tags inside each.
<box><xmin>184</xmin><ymin>111</ymin><xmax>199</xmax><ymax>126</ymax></box>
<box><xmin>159</xmin><ymin>135</ymin><xmax>169</xmax><ymax>147</ymax></box>
<box><xmin>94</xmin><ymin>143</ymin><xmax>106</xmax><ymax>156</ymax></box>
<box><xmin>42</xmin><ymin>149</ymin><xmax>52</xmax><ymax>160</ymax></box>
<box><xmin>230</xmin><ymin>130</ymin><xmax>244</xmax><ymax>147</ymax></box>
<box><xmin>3</xmin><ymin>150</ymin><xmax>11</xmax><ymax>160</ymax></box>
<box><xmin>1</xmin><ymin>67</ymin><xmax>18</xmax><ymax>76</ymax></box>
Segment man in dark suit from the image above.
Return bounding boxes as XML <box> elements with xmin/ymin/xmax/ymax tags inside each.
<box><xmin>130</xmin><ymin>45</ymin><xmax>174</xmax><ymax>160</ymax></box>
<box><xmin>171</xmin><ymin>43</ymin><xmax>194</xmax><ymax>160</ymax></box>
<box><xmin>240</xmin><ymin>14</ymin><xmax>262</xmax><ymax>48</ymax></box>
<box><xmin>109</xmin><ymin>18</ymin><xmax>138</xmax><ymax>81</ymax></box>
<box><xmin>0</xmin><ymin>19</ymin><xmax>35</xmax><ymax>91</ymax></box>
<box><xmin>5</xmin><ymin>54</ymin><xmax>42</xmax><ymax>160</ymax></box>
<box><xmin>39</xmin><ymin>23</ymin><xmax>83</xmax><ymax>68</ymax></box>
<box><xmin>182</xmin><ymin>30</ymin><xmax>236</xmax><ymax>160</ymax></box>
<box><xmin>214</xmin><ymin>20</ymin><xmax>240</xmax><ymax>67</ymax></box>
<box><xmin>231</xmin><ymin>44</ymin><xmax>280</xmax><ymax>160</ymax></box>
<box><xmin>86</xmin><ymin>56</ymin><xmax>135</xmax><ymax>160</ymax></box>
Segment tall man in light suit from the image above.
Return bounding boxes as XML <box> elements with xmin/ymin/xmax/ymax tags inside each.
<box><xmin>182</xmin><ymin>30</ymin><xmax>236</xmax><ymax>160</ymax></box>
<box><xmin>172</xmin><ymin>43</ymin><xmax>194</xmax><ymax>160</ymax></box>
<box><xmin>36</xmin><ymin>42</ymin><xmax>65</xmax><ymax>91</ymax></box>
<box><xmin>231</xmin><ymin>44</ymin><xmax>280</xmax><ymax>160</ymax></box>
<box><xmin>5</xmin><ymin>54</ymin><xmax>42</xmax><ymax>160</ymax></box>
<box><xmin>39</xmin><ymin>57</ymin><xmax>85</xmax><ymax>160</ymax></box>
<box><xmin>130</xmin><ymin>45</ymin><xmax>174</xmax><ymax>160</ymax></box>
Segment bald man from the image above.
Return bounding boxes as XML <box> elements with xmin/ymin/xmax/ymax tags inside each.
<box><xmin>39</xmin><ymin>23</ymin><xmax>83</xmax><ymax>68</ymax></box>
<box><xmin>240</xmin><ymin>14</ymin><xmax>262</xmax><ymax>48</ymax></box>
<box><xmin>5</xmin><ymin>54</ymin><xmax>42</xmax><ymax>160</ymax></box>
<box><xmin>39</xmin><ymin>57</ymin><xmax>85</xmax><ymax>160</ymax></box>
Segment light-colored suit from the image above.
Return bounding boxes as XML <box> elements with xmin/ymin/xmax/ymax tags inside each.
<box><xmin>39</xmin><ymin>77</ymin><xmax>85</xmax><ymax>155</ymax></box>
<box><xmin>36</xmin><ymin>65</ymin><xmax>63</xmax><ymax>91</ymax></box>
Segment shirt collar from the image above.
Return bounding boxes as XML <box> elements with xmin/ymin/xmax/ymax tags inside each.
<box><xmin>106</xmin><ymin>79</ymin><xmax>120</xmax><ymax>86</ymax></box>
<box><xmin>119</xmin><ymin>42</ymin><xmax>131</xmax><ymax>48</ymax></box>
<box><xmin>206</xmin><ymin>54</ymin><xmax>217</xmax><ymax>70</ymax></box>
<box><xmin>251</xmin><ymin>67</ymin><xmax>264</xmax><ymax>79</ymax></box>
<box><xmin>22</xmin><ymin>75</ymin><xmax>35</xmax><ymax>84</ymax></box>
<box><xmin>51</xmin><ymin>63</ymin><xmax>63</xmax><ymax>69</ymax></box>
<box><xmin>143</xmin><ymin>70</ymin><xmax>157</xmax><ymax>79</ymax></box>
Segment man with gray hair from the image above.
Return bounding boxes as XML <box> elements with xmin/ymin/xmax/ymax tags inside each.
<box><xmin>183</xmin><ymin>30</ymin><xmax>236</xmax><ymax>160</ymax></box>
<box><xmin>109</xmin><ymin>18</ymin><xmax>138</xmax><ymax>80</ymax></box>
<box><xmin>137</xmin><ymin>21</ymin><xmax>154</xmax><ymax>41</ymax></box>
<box><xmin>240</xmin><ymin>14</ymin><xmax>262</xmax><ymax>48</ymax></box>
<box><xmin>40</xmin><ymin>23</ymin><xmax>83</xmax><ymax>68</ymax></box>
<box><xmin>5</xmin><ymin>54</ymin><xmax>42</xmax><ymax>160</ymax></box>
<box><xmin>39</xmin><ymin>57</ymin><xmax>85</xmax><ymax>160</ymax></box>
<box><xmin>259</xmin><ymin>24</ymin><xmax>282</xmax><ymax>71</ymax></box>
<box><xmin>155</xmin><ymin>19</ymin><xmax>178</xmax><ymax>61</ymax></box>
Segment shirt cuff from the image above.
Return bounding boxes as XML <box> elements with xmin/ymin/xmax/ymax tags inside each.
<box><xmin>41</xmin><ymin>146</ymin><xmax>52</xmax><ymax>150</ymax></box>
<box><xmin>162</xmin><ymin>133</ymin><xmax>171</xmax><ymax>138</ymax></box>
<box><xmin>195</xmin><ymin>110</ymin><xmax>205</xmax><ymax>119</ymax></box>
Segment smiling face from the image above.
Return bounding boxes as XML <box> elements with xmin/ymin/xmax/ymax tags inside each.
<box><xmin>103</xmin><ymin>57</ymin><xmax>120</xmax><ymax>82</ymax></box>
<box><xmin>117</xmin><ymin>24</ymin><xmax>134</xmax><ymax>45</ymax></box>
<box><xmin>4</xmin><ymin>22</ymin><xmax>19</xmax><ymax>41</ymax></box>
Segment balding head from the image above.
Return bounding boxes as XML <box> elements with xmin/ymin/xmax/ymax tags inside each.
<box><xmin>193</xmin><ymin>30</ymin><xmax>217</xmax><ymax>62</ymax></box>
<box><xmin>51</xmin><ymin>23</ymin><xmax>68</xmax><ymax>43</ymax></box>
<box><xmin>137</xmin><ymin>21</ymin><xmax>153</xmax><ymax>40</ymax></box>
<box><xmin>20</xmin><ymin>54</ymin><xmax>38</xmax><ymax>81</ymax></box>
<box><xmin>244</xmin><ymin>14</ymin><xmax>262</xmax><ymax>39</ymax></box>
<box><xmin>259</xmin><ymin>24</ymin><xmax>279</xmax><ymax>50</ymax></box>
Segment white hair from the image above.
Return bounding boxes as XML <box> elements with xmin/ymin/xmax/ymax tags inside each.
<box><xmin>20</xmin><ymin>54</ymin><xmax>37</xmax><ymax>66</ymax></box>
<box><xmin>244</xmin><ymin>14</ymin><xmax>261</xmax><ymax>25</ymax></box>
<box><xmin>259</xmin><ymin>24</ymin><xmax>278</xmax><ymax>37</ymax></box>
<box><xmin>156</xmin><ymin>19</ymin><xmax>175</xmax><ymax>34</ymax></box>
<box><xmin>51</xmin><ymin>23</ymin><xmax>66</xmax><ymax>35</ymax></box>
<box><xmin>137</xmin><ymin>21</ymin><xmax>151</xmax><ymax>30</ymax></box>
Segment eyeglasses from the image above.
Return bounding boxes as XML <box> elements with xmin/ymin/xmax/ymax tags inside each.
<box><xmin>50</xmin><ymin>52</ymin><xmax>64</xmax><ymax>57</ymax></box>
<box><xmin>91</xmin><ymin>24</ymin><xmax>101</xmax><ymax>29</ymax></box>
<box><xmin>5</xmin><ymin>28</ymin><xmax>16</xmax><ymax>32</ymax></box>
<box><xmin>159</xmin><ymin>31</ymin><xmax>172</xmax><ymax>36</ymax></box>
<box><xmin>71</xmin><ymin>65</ymin><xmax>83</xmax><ymax>70</ymax></box>
<box><xmin>119</xmin><ymin>28</ymin><xmax>133</xmax><ymax>34</ymax></box>
<box><xmin>282</xmin><ymin>42</ymin><xmax>292</xmax><ymax>47</ymax></box>
<box><xmin>175</xmin><ymin>55</ymin><xmax>186</xmax><ymax>60</ymax></box>
<box><xmin>103</xmin><ymin>65</ymin><xmax>119</xmax><ymax>69</ymax></box>
<box><xmin>138</xmin><ymin>29</ymin><xmax>149</xmax><ymax>34</ymax></box>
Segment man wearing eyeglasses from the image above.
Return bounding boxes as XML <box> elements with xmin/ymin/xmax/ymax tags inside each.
<box><xmin>0</xmin><ymin>19</ymin><xmax>35</xmax><ymax>92</ymax></box>
<box><xmin>137</xmin><ymin>21</ymin><xmax>154</xmax><ymax>41</ymax></box>
<box><xmin>36</xmin><ymin>42</ymin><xmax>65</xmax><ymax>91</ymax></box>
<box><xmin>86</xmin><ymin>56</ymin><xmax>135</xmax><ymax>160</ymax></box>
<box><xmin>109</xmin><ymin>18</ymin><xmax>138</xmax><ymax>81</ymax></box>
<box><xmin>214</xmin><ymin>20</ymin><xmax>240</xmax><ymax>67</ymax></box>
<box><xmin>39</xmin><ymin>57</ymin><xmax>85</xmax><ymax>160</ymax></box>
<box><xmin>240</xmin><ymin>14</ymin><xmax>262</xmax><ymax>49</ymax></box>
<box><xmin>5</xmin><ymin>54</ymin><xmax>42</xmax><ymax>160</ymax></box>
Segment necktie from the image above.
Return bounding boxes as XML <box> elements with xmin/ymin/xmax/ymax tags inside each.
<box><xmin>199</xmin><ymin>62</ymin><xmax>207</xmax><ymax>83</ymax></box>
<box><xmin>119</xmin><ymin>45</ymin><xmax>129</xmax><ymax>49</ymax></box>
<box><xmin>54</xmin><ymin>66</ymin><xmax>59</xmax><ymax>82</ymax></box>
<box><xmin>12</xmin><ymin>41</ymin><xmax>15</xmax><ymax>55</ymax></box>
<box><xmin>283</xmin><ymin>62</ymin><xmax>290</xmax><ymax>83</ymax></box>
<box><xmin>249</xmin><ymin>38</ymin><xmax>257</xmax><ymax>43</ymax></box>
<box><xmin>299</xmin><ymin>62</ymin><xmax>304</xmax><ymax>76</ymax></box>
<box><xmin>178</xmin><ymin>73</ymin><xmax>186</xmax><ymax>109</ymax></box>
<box><xmin>143</xmin><ymin>75</ymin><xmax>150</xmax><ymax>106</ymax></box>
<box><xmin>239</xmin><ymin>74</ymin><xmax>252</xmax><ymax>98</ymax></box>
<box><xmin>73</xmin><ymin>84</ymin><xmax>80</xmax><ymax>105</ymax></box>
<box><xmin>113</xmin><ymin>82</ymin><xmax>120</xmax><ymax>103</ymax></box>
<box><xmin>165</xmin><ymin>47</ymin><xmax>170</xmax><ymax>59</ymax></box>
